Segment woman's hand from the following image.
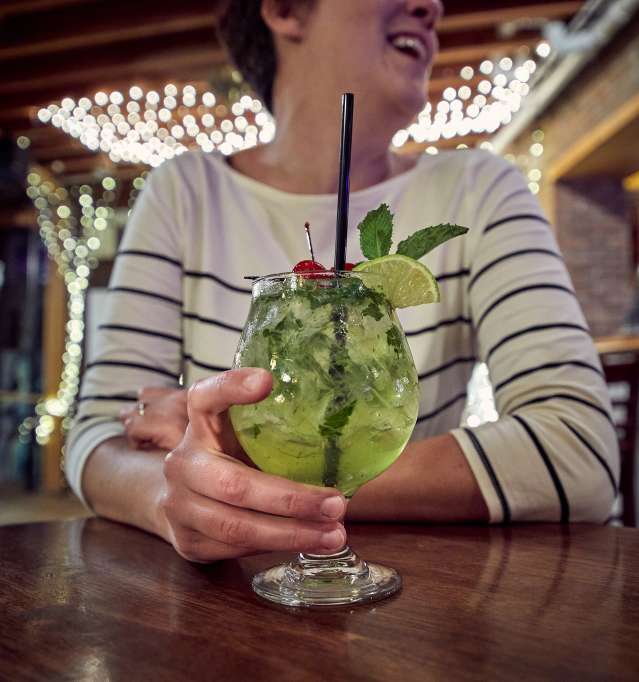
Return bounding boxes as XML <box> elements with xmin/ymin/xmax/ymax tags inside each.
<box><xmin>119</xmin><ymin>387</ymin><xmax>189</xmax><ymax>452</ymax></box>
<box><xmin>156</xmin><ymin>368</ymin><xmax>347</xmax><ymax>562</ymax></box>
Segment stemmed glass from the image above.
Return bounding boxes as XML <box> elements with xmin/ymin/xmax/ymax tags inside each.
<box><xmin>229</xmin><ymin>271</ymin><xmax>419</xmax><ymax>607</ymax></box>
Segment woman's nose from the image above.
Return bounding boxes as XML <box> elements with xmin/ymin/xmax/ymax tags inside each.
<box><xmin>405</xmin><ymin>0</ymin><xmax>443</xmax><ymax>29</ymax></box>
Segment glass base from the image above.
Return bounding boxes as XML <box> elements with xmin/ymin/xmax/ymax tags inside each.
<box><xmin>252</xmin><ymin>546</ymin><xmax>401</xmax><ymax>607</ymax></box>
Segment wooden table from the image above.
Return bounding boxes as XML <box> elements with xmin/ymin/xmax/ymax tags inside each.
<box><xmin>2</xmin><ymin>520</ymin><xmax>639</xmax><ymax>681</ymax></box>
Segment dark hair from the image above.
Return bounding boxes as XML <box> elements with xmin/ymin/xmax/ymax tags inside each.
<box><xmin>217</xmin><ymin>1</ymin><xmax>313</xmax><ymax>113</ymax></box>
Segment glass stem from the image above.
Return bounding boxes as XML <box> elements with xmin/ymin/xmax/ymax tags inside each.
<box><xmin>291</xmin><ymin>546</ymin><xmax>369</xmax><ymax>581</ymax></box>
<box><xmin>302</xmin><ymin>546</ymin><xmax>353</xmax><ymax>561</ymax></box>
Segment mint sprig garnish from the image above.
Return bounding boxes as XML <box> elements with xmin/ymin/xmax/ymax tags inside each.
<box><xmin>396</xmin><ymin>224</ymin><xmax>469</xmax><ymax>260</ymax></box>
<box><xmin>357</xmin><ymin>203</ymin><xmax>468</xmax><ymax>261</ymax></box>
<box><xmin>358</xmin><ymin>203</ymin><xmax>393</xmax><ymax>259</ymax></box>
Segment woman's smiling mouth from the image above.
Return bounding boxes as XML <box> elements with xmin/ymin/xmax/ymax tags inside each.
<box><xmin>387</xmin><ymin>33</ymin><xmax>430</xmax><ymax>64</ymax></box>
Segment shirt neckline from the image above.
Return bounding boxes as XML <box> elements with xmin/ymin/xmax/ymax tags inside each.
<box><xmin>208</xmin><ymin>151</ymin><xmax>426</xmax><ymax>205</ymax></box>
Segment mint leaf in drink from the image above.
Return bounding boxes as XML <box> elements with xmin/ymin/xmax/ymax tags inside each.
<box><xmin>362</xmin><ymin>301</ymin><xmax>384</xmax><ymax>321</ymax></box>
<box><xmin>396</xmin><ymin>224</ymin><xmax>468</xmax><ymax>260</ymax></box>
<box><xmin>386</xmin><ymin>326</ymin><xmax>404</xmax><ymax>356</ymax></box>
<box><xmin>319</xmin><ymin>401</ymin><xmax>356</xmax><ymax>438</ymax></box>
<box><xmin>358</xmin><ymin>203</ymin><xmax>393</xmax><ymax>259</ymax></box>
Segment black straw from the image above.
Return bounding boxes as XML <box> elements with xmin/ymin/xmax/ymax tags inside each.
<box><xmin>334</xmin><ymin>93</ymin><xmax>354</xmax><ymax>272</ymax></box>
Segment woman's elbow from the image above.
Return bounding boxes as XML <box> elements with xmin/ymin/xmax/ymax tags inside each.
<box><xmin>569</xmin><ymin>466</ymin><xmax>618</xmax><ymax>523</ymax></box>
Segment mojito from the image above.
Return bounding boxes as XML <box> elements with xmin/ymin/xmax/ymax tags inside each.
<box><xmin>229</xmin><ymin>272</ymin><xmax>419</xmax><ymax>498</ymax></box>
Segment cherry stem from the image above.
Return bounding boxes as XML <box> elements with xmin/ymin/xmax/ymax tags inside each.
<box><xmin>304</xmin><ymin>222</ymin><xmax>316</xmax><ymax>263</ymax></box>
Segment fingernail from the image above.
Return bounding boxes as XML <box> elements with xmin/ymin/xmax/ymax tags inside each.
<box><xmin>320</xmin><ymin>496</ymin><xmax>345</xmax><ymax>520</ymax></box>
<box><xmin>321</xmin><ymin>528</ymin><xmax>345</xmax><ymax>550</ymax></box>
<box><xmin>243</xmin><ymin>369</ymin><xmax>265</xmax><ymax>392</ymax></box>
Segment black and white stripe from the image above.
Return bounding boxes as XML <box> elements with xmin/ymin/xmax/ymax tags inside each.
<box><xmin>512</xmin><ymin>414</ymin><xmax>570</xmax><ymax>523</ymax></box>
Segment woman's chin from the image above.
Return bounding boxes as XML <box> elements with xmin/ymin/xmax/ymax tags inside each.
<box><xmin>386</xmin><ymin>86</ymin><xmax>427</xmax><ymax>123</ymax></box>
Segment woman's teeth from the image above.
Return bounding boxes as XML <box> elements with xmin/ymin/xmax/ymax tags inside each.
<box><xmin>389</xmin><ymin>35</ymin><xmax>427</xmax><ymax>61</ymax></box>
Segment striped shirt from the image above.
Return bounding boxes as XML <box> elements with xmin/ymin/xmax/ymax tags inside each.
<box><xmin>67</xmin><ymin>149</ymin><xmax>620</xmax><ymax>522</ymax></box>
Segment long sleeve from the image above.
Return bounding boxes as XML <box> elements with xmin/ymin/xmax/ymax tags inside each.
<box><xmin>451</xmin><ymin>156</ymin><xmax>620</xmax><ymax>523</ymax></box>
<box><xmin>65</xmin><ymin>162</ymin><xmax>184</xmax><ymax>504</ymax></box>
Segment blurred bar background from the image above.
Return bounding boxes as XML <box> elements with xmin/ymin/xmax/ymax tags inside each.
<box><xmin>0</xmin><ymin>0</ymin><xmax>638</xmax><ymax>524</ymax></box>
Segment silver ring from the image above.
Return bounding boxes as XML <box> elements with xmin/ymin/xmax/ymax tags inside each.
<box><xmin>137</xmin><ymin>401</ymin><xmax>146</xmax><ymax>417</ymax></box>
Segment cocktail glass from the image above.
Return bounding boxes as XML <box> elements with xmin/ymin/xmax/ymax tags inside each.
<box><xmin>229</xmin><ymin>271</ymin><xmax>419</xmax><ymax>607</ymax></box>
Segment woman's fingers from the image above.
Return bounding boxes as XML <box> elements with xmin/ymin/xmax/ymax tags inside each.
<box><xmin>123</xmin><ymin>413</ymin><xmax>185</xmax><ymax>450</ymax></box>
<box><xmin>138</xmin><ymin>386</ymin><xmax>188</xmax><ymax>413</ymax></box>
<box><xmin>166</xmin><ymin>491</ymin><xmax>346</xmax><ymax>554</ymax></box>
<box><xmin>186</xmin><ymin>369</ymin><xmax>272</xmax><ymax>441</ymax></box>
<box><xmin>119</xmin><ymin>387</ymin><xmax>188</xmax><ymax>450</ymax></box>
<box><xmin>165</xmin><ymin>447</ymin><xmax>346</xmax><ymax>522</ymax></box>
<box><xmin>167</xmin><ymin>523</ymin><xmax>257</xmax><ymax>563</ymax></box>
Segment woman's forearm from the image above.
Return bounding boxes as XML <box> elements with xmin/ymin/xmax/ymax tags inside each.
<box><xmin>83</xmin><ymin>433</ymin><xmax>487</xmax><ymax>535</ymax></box>
<box><xmin>82</xmin><ymin>436</ymin><xmax>168</xmax><ymax>539</ymax></box>
<box><xmin>346</xmin><ymin>433</ymin><xmax>489</xmax><ymax>522</ymax></box>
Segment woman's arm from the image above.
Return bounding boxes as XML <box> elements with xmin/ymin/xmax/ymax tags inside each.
<box><xmin>346</xmin><ymin>433</ymin><xmax>488</xmax><ymax>521</ymax></box>
<box><xmin>82</xmin><ymin>437</ymin><xmax>167</xmax><ymax>537</ymax></box>
<box><xmin>355</xmin><ymin>154</ymin><xmax>619</xmax><ymax>525</ymax></box>
<box><xmin>65</xmin><ymin>161</ymin><xmax>185</xmax><ymax>506</ymax></box>
<box><xmin>447</xmin><ymin>154</ymin><xmax>619</xmax><ymax>523</ymax></box>
<box><xmin>120</xmin><ymin>388</ymin><xmax>489</xmax><ymax>523</ymax></box>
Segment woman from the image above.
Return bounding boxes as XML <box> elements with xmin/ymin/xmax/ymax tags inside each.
<box><xmin>68</xmin><ymin>0</ymin><xmax>619</xmax><ymax>562</ymax></box>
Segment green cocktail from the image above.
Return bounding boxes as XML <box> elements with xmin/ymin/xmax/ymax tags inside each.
<box><xmin>230</xmin><ymin>271</ymin><xmax>418</xmax><ymax>498</ymax></box>
<box><xmin>229</xmin><ymin>271</ymin><xmax>419</xmax><ymax>606</ymax></box>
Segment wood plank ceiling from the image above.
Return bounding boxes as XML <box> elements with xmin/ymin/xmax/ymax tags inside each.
<box><xmin>0</xmin><ymin>0</ymin><xmax>584</xmax><ymax>181</ymax></box>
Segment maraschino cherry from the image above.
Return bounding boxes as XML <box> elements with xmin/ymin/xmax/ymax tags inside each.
<box><xmin>293</xmin><ymin>259</ymin><xmax>327</xmax><ymax>274</ymax></box>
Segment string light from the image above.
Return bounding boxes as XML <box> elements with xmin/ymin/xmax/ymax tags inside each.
<box><xmin>19</xmin><ymin>172</ymin><xmax>131</xmax><ymax>445</ymax></box>
<box><xmin>39</xmin><ymin>40</ymin><xmax>551</xmax><ymax>166</ymax></box>
<box><xmin>391</xmin><ymin>42</ymin><xmax>551</xmax><ymax>150</ymax></box>
<box><xmin>39</xmin><ymin>84</ymin><xmax>274</xmax><ymax>167</ymax></box>
<box><xmin>536</xmin><ymin>42</ymin><xmax>552</xmax><ymax>58</ymax></box>
<box><xmin>520</xmin><ymin>128</ymin><xmax>546</xmax><ymax>195</ymax></box>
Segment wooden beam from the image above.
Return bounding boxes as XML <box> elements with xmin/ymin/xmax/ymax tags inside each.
<box><xmin>13</xmin><ymin>126</ymin><xmax>71</xmax><ymax>144</ymax></box>
<box><xmin>0</xmin><ymin>54</ymin><xmax>218</xmax><ymax>99</ymax></box>
<box><xmin>0</xmin><ymin>0</ymin><xmax>91</xmax><ymax>16</ymax></box>
<box><xmin>0</xmin><ymin>29</ymin><xmax>226</xmax><ymax>87</ymax></box>
<box><xmin>31</xmin><ymin>144</ymin><xmax>92</xmax><ymax>162</ymax></box>
<box><xmin>0</xmin><ymin>44</ymin><xmax>224</xmax><ymax>109</ymax></box>
<box><xmin>625</xmin><ymin>170</ymin><xmax>639</xmax><ymax>193</ymax></box>
<box><xmin>53</xmin><ymin>165</ymin><xmax>146</xmax><ymax>187</ymax></box>
<box><xmin>435</xmin><ymin>37</ymin><xmax>541</xmax><ymax>65</ymax></box>
<box><xmin>0</xmin><ymin>107</ymin><xmax>39</xmax><ymax>126</ymax></box>
<box><xmin>0</xmin><ymin>13</ymin><xmax>217</xmax><ymax>60</ymax></box>
<box><xmin>36</xmin><ymin>155</ymin><xmax>117</xmax><ymax>176</ymax></box>
<box><xmin>438</xmin><ymin>1</ymin><xmax>583</xmax><ymax>33</ymax></box>
<box><xmin>547</xmin><ymin>91</ymin><xmax>639</xmax><ymax>180</ymax></box>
